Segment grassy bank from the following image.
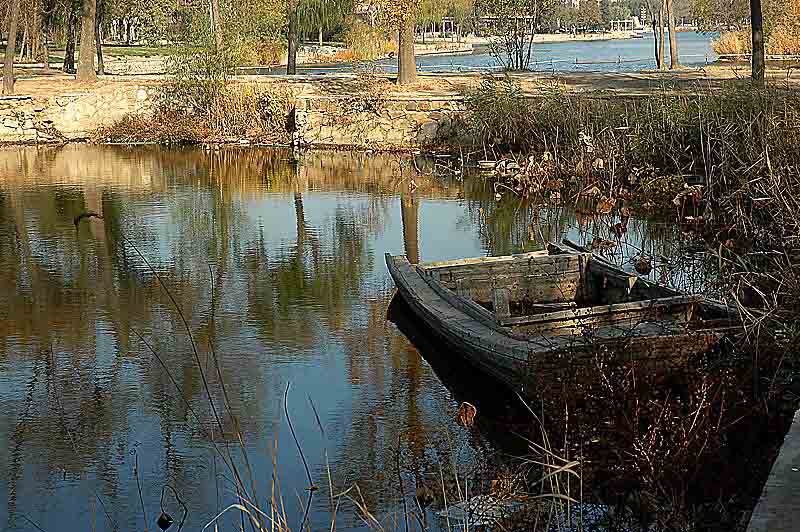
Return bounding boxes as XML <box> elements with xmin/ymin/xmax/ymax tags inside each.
<box><xmin>465</xmin><ymin>76</ymin><xmax>800</xmax><ymax>202</ymax></box>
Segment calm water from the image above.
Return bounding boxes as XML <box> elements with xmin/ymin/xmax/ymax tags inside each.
<box><xmin>269</xmin><ymin>31</ymin><xmax>716</xmax><ymax>75</ymax></box>
<box><xmin>415</xmin><ymin>31</ymin><xmax>717</xmax><ymax>73</ymax></box>
<box><xmin>0</xmin><ymin>146</ymin><xmax>711</xmax><ymax>531</ymax></box>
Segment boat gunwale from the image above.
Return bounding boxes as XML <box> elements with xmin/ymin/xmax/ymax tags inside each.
<box><xmin>420</xmin><ymin>249</ymin><xmax>552</xmax><ymax>270</ymax></box>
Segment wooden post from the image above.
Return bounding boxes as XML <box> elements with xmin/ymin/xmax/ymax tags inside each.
<box><xmin>401</xmin><ymin>192</ymin><xmax>420</xmax><ymax>264</ymax></box>
<box><xmin>492</xmin><ymin>287</ymin><xmax>511</xmax><ymax>320</ymax></box>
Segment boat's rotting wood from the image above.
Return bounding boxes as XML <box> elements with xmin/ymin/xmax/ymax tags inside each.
<box><xmin>499</xmin><ymin>295</ymin><xmax>701</xmax><ymax>328</ymax></box>
<box><xmin>588</xmin><ymin>260</ymin><xmax>677</xmax><ymax>303</ymax></box>
<box><xmin>528</xmin><ymin>331</ymin><xmax>723</xmax><ymax>374</ymax></box>
<box><xmin>426</xmin><ymin>253</ymin><xmax>590</xmax><ymax>305</ymax></box>
<box><xmin>429</xmin><ymin>253</ymin><xmax>585</xmax><ymax>279</ymax></box>
<box><xmin>492</xmin><ymin>287</ymin><xmax>511</xmax><ymax>320</ymax></box>
<box><xmin>416</xmin><ymin>266</ymin><xmax>505</xmax><ymax>331</ymax></box>
<box><xmin>386</xmin><ymin>254</ymin><xmax>530</xmax><ymax>392</ymax></box>
<box><xmin>423</xmin><ymin>250</ymin><xmax>550</xmax><ymax>269</ymax></box>
<box><xmin>558</xmin><ymin>238</ymin><xmax>679</xmax><ymax>303</ymax></box>
<box><xmin>385</xmin><ymin>252</ymin><xmax>737</xmax><ymax>399</ymax></box>
<box><xmin>448</xmin><ymin>277</ymin><xmax>580</xmax><ymax>306</ymax></box>
<box><xmin>518</xmin><ymin>302</ymin><xmax>578</xmax><ymax>312</ymax></box>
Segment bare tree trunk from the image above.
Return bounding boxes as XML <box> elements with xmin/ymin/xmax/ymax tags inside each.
<box><xmin>286</xmin><ymin>2</ymin><xmax>298</xmax><ymax>75</ymax></box>
<box><xmin>126</xmin><ymin>19</ymin><xmax>132</xmax><ymax>45</ymax></box>
<box><xmin>43</xmin><ymin>29</ymin><xmax>50</xmax><ymax>72</ymax></box>
<box><xmin>750</xmin><ymin>0</ymin><xmax>765</xmax><ymax>84</ymax></box>
<box><xmin>64</xmin><ymin>9</ymin><xmax>77</xmax><ymax>73</ymax></box>
<box><xmin>397</xmin><ymin>18</ymin><xmax>417</xmax><ymax>85</ymax></box>
<box><xmin>95</xmin><ymin>0</ymin><xmax>105</xmax><ymax>75</ymax></box>
<box><xmin>77</xmin><ymin>0</ymin><xmax>97</xmax><ymax>81</ymax></box>
<box><xmin>525</xmin><ymin>14</ymin><xmax>537</xmax><ymax>70</ymax></box>
<box><xmin>3</xmin><ymin>0</ymin><xmax>21</xmax><ymax>94</ymax></box>
<box><xmin>652</xmin><ymin>16</ymin><xmax>660</xmax><ymax>69</ymax></box>
<box><xmin>210</xmin><ymin>0</ymin><xmax>223</xmax><ymax>52</ymax></box>
<box><xmin>666</xmin><ymin>0</ymin><xmax>679</xmax><ymax>69</ymax></box>
<box><xmin>17</xmin><ymin>26</ymin><xmax>27</xmax><ymax>62</ymax></box>
<box><xmin>657</xmin><ymin>4</ymin><xmax>665</xmax><ymax>71</ymax></box>
<box><xmin>318</xmin><ymin>26</ymin><xmax>323</xmax><ymax>46</ymax></box>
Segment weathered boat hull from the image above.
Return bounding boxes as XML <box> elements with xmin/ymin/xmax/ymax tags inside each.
<box><xmin>386</xmin><ymin>251</ymin><xmax>734</xmax><ymax>398</ymax></box>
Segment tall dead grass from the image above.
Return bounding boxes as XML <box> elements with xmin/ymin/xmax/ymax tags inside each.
<box><xmin>465</xmin><ymin>76</ymin><xmax>800</xmax><ymax>206</ymax></box>
<box><xmin>95</xmin><ymin>83</ymin><xmax>296</xmax><ymax>145</ymax></box>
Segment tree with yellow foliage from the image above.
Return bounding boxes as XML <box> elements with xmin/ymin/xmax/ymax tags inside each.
<box><xmin>372</xmin><ymin>0</ymin><xmax>421</xmax><ymax>84</ymax></box>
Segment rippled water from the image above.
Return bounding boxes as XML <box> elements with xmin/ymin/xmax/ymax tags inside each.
<box><xmin>0</xmin><ymin>146</ymin><xmax>710</xmax><ymax>531</ymax></box>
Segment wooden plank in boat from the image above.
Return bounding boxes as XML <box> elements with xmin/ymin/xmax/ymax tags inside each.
<box><xmin>438</xmin><ymin>276</ymin><xmax>580</xmax><ymax>296</ymax></box>
<box><xmin>437</xmin><ymin>270</ymin><xmax>580</xmax><ymax>285</ymax></box>
<box><xmin>430</xmin><ymin>256</ymin><xmax>584</xmax><ymax>278</ymax></box>
<box><xmin>423</xmin><ymin>250</ymin><xmax>551</xmax><ymax>269</ymax></box>
<box><xmin>519</xmin><ymin>307</ymin><xmax>697</xmax><ymax>335</ymax></box>
<box><xmin>457</xmin><ymin>279</ymin><xmax>579</xmax><ymax>305</ymax></box>
<box><xmin>521</xmin><ymin>302</ymin><xmax>578</xmax><ymax>312</ymax></box>
<box><xmin>498</xmin><ymin>295</ymin><xmax>702</xmax><ymax>327</ymax></box>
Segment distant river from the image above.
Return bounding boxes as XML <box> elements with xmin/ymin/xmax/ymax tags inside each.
<box><xmin>255</xmin><ymin>31</ymin><xmax>717</xmax><ymax>76</ymax></box>
<box><xmin>412</xmin><ymin>31</ymin><xmax>718</xmax><ymax>73</ymax></box>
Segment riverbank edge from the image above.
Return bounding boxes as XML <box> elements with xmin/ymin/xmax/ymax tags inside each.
<box><xmin>1</xmin><ymin>70</ymin><xmax>798</xmax><ymax>152</ymax></box>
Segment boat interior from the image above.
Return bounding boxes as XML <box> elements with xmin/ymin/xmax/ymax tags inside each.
<box><xmin>418</xmin><ymin>247</ymin><xmax>736</xmax><ymax>337</ymax></box>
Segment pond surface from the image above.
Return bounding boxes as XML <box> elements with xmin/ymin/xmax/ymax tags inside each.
<box><xmin>0</xmin><ymin>146</ymin><xmax>718</xmax><ymax>531</ymax></box>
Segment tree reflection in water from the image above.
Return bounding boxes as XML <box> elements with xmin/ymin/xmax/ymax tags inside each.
<box><xmin>0</xmin><ymin>145</ymin><xmax>719</xmax><ymax>531</ymax></box>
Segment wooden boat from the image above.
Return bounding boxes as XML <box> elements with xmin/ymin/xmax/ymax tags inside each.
<box><xmin>386</xmin><ymin>242</ymin><xmax>740</xmax><ymax>397</ymax></box>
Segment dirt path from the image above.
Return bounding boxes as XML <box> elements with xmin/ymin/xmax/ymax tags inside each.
<box><xmin>7</xmin><ymin>67</ymin><xmax>799</xmax><ymax>105</ymax></box>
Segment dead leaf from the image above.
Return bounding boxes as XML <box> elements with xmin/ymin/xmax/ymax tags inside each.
<box><xmin>591</xmin><ymin>238</ymin><xmax>616</xmax><ymax>252</ymax></box>
<box><xmin>597</xmin><ymin>196</ymin><xmax>616</xmax><ymax>214</ymax></box>
<box><xmin>582</xmin><ymin>185</ymin><xmax>602</xmax><ymax>197</ymax></box>
<box><xmin>634</xmin><ymin>256</ymin><xmax>653</xmax><ymax>275</ymax></box>
<box><xmin>457</xmin><ymin>402</ymin><xmax>477</xmax><ymax>428</ymax></box>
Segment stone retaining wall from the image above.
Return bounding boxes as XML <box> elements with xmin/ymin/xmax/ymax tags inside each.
<box><xmin>0</xmin><ymin>83</ymin><xmax>157</xmax><ymax>144</ymax></box>
<box><xmin>294</xmin><ymin>95</ymin><xmax>471</xmax><ymax>149</ymax></box>
<box><xmin>0</xmin><ymin>83</ymin><xmax>473</xmax><ymax>150</ymax></box>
